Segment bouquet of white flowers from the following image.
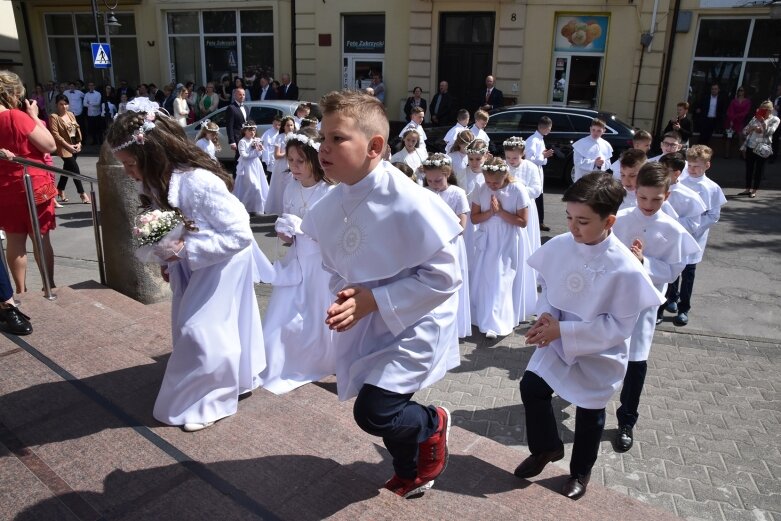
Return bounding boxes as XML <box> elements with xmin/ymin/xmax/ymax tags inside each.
<box><xmin>133</xmin><ymin>209</ymin><xmax>186</xmax><ymax>264</ymax></box>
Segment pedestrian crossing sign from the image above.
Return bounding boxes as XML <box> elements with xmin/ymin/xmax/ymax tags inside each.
<box><xmin>91</xmin><ymin>43</ymin><xmax>112</xmax><ymax>69</ymax></box>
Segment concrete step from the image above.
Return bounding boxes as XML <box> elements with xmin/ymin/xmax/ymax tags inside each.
<box><xmin>1</xmin><ymin>283</ymin><xmax>680</xmax><ymax>520</ymax></box>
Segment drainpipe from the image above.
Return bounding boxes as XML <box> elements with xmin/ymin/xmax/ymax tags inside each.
<box><xmin>654</xmin><ymin>0</ymin><xmax>683</xmax><ymax>138</ymax></box>
<box><xmin>290</xmin><ymin>0</ymin><xmax>297</xmax><ymax>81</ymax></box>
<box><xmin>18</xmin><ymin>2</ymin><xmax>39</xmax><ymax>84</ymax></box>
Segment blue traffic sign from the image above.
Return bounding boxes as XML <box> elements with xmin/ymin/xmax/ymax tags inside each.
<box><xmin>91</xmin><ymin>43</ymin><xmax>112</xmax><ymax>69</ymax></box>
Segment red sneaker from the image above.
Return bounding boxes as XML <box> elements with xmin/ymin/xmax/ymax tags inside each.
<box><xmin>417</xmin><ymin>406</ymin><xmax>451</xmax><ymax>482</ymax></box>
<box><xmin>384</xmin><ymin>474</ymin><xmax>434</xmax><ymax>498</ymax></box>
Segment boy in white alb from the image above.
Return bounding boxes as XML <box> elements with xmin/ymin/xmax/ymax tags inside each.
<box><xmin>515</xmin><ymin>173</ymin><xmax>664</xmax><ymax>500</ymax></box>
<box><xmin>302</xmin><ymin>90</ymin><xmax>463</xmax><ymax>499</ymax></box>
<box><xmin>655</xmin><ymin>152</ymin><xmax>707</xmax><ymax>324</ymax></box>
<box><xmin>611</xmin><ymin>163</ymin><xmax>700</xmax><ymax>452</ymax></box>
<box><xmin>444</xmin><ymin>109</ymin><xmax>470</xmax><ymax>152</ymax></box>
<box><xmin>470</xmin><ymin>110</ymin><xmax>491</xmax><ymax>145</ymax></box>
<box><xmin>525</xmin><ymin>116</ymin><xmax>554</xmax><ymax>231</ymax></box>
<box><xmin>399</xmin><ymin>106</ymin><xmax>428</xmax><ymax>155</ymax></box>
<box><xmin>664</xmin><ymin>145</ymin><xmax>726</xmax><ymax>327</ymax></box>
<box><xmin>610</xmin><ymin>130</ymin><xmax>652</xmax><ymax>178</ymax></box>
<box><xmin>572</xmin><ymin>118</ymin><xmax>613</xmax><ymax>182</ymax></box>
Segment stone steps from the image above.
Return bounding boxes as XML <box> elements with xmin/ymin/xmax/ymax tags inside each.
<box><xmin>0</xmin><ymin>283</ymin><xmax>680</xmax><ymax>520</ymax></box>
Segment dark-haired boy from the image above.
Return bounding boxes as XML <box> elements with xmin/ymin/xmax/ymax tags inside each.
<box><xmin>516</xmin><ymin>172</ymin><xmax>664</xmax><ymax>499</ymax></box>
<box><xmin>526</xmin><ymin>116</ymin><xmax>554</xmax><ymax>231</ymax></box>
<box><xmin>611</xmin><ymin>163</ymin><xmax>700</xmax><ymax>451</ymax></box>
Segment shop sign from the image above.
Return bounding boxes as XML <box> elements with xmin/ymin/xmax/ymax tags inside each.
<box><xmin>554</xmin><ymin>15</ymin><xmax>609</xmax><ymax>53</ymax></box>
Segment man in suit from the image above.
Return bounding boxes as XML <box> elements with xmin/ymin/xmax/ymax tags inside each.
<box><xmin>694</xmin><ymin>83</ymin><xmax>728</xmax><ymax>146</ymax></box>
<box><xmin>225</xmin><ymin>87</ymin><xmax>247</xmax><ymax>161</ymax></box>
<box><xmin>480</xmin><ymin>75</ymin><xmax>503</xmax><ymax>112</ymax></box>
<box><xmin>279</xmin><ymin>73</ymin><xmax>299</xmax><ymax>100</ymax></box>
<box><xmin>430</xmin><ymin>80</ymin><xmax>454</xmax><ymax>127</ymax></box>
<box><xmin>259</xmin><ymin>76</ymin><xmax>277</xmax><ymax>100</ymax></box>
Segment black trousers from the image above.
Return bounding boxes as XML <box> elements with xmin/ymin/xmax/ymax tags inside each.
<box><xmin>57</xmin><ymin>156</ymin><xmax>85</xmax><ymax>194</ymax></box>
<box><xmin>665</xmin><ymin>263</ymin><xmax>696</xmax><ymax>313</ymax></box>
<box><xmin>520</xmin><ymin>371</ymin><xmax>605</xmax><ymax>478</ymax></box>
<box><xmin>535</xmin><ymin>194</ymin><xmax>545</xmax><ymax>225</ymax></box>
<box><xmin>616</xmin><ymin>361</ymin><xmax>648</xmax><ymax>428</ymax></box>
<box><xmin>698</xmin><ymin>117</ymin><xmax>718</xmax><ymax>145</ymax></box>
<box><xmin>0</xmin><ymin>261</ymin><xmax>12</xmax><ymax>302</ymax></box>
<box><xmin>353</xmin><ymin>384</ymin><xmax>439</xmax><ymax>479</ymax></box>
<box><xmin>745</xmin><ymin>148</ymin><xmax>767</xmax><ymax>191</ymax></box>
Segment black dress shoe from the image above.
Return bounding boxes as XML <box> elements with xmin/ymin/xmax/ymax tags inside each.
<box><xmin>615</xmin><ymin>424</ymin><xmax>634</xmax><ymax>452</ymax></box>
<box><xmin>0</xmin><ymin>305</ymin><xmax>33</xmax><ymax>335</ymax></box>
<box><xmin>513</xmin><ymin>446</ymin><xmax>565</xmax><ymax>479</ymax></box>
<box><xmin>561</xmin><ymin>473</ymin><xmax>590</xmax><ymax>499</ymax></box>
<box><xmin>539</xmin><ymin>224</ymin><xmax>551</xmax><ymax>232</ymax></box>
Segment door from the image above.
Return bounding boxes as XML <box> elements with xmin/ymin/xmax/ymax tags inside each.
<box><xmin>343</xmin><ymin>57</ymin><xmax>383</xmax><ymax>91</ymax></box>
<box><xmin>568</xmin><ymin>56</ymin><xmax>602</xmax><ymax>108</ymax></box>
<box><xmin>438</xmin><ymin>12</ymin><xmax>495</xmax><ymax>115</ymax></box>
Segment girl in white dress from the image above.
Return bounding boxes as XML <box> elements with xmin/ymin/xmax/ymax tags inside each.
<box><xmin>106</xmin><ymin>101</ymin><xmax>272</xmax><ymax>433</ymax></box>
<box><xmin>234</xmin><ymin>120</ymin><xmax>269</xmax><ymax>214</ymax></box>
<box><xmin>266</xmin><ymin>116</ymin><xmax>296</xmax><ymax>214</ymax></box>
<box><xmin>462</xmin><ymin>138</ymin><xmax>488</xmax><ymax>280</ymax></box>
<box><xmin>390</xmin><ymin>130</ymin><xmax>425</xmax><ymax>183</ymax></box>
<box><xmin>422</xmin><ymin>153</ymin><xmax>472</xmax><ymax>338</ymax></box>
<box><xmin>194</xmin><ymin>120</ymin><xmax>220</xmax><ymax>160</ymax></box>
<box><xmin>504</xmin><ymin>136</ymin><xmax>542</xmax><ymax>251</ymax></box>
<box><xmin>469</xmin><ymin>157</ymin><xmax>535</xmax><ymax>339</ymax></box>
<box><xmin>448</xmin><ymin>129</ymin><xmax>474</xmax><ymax>190</ymax></box>
<box><xmin>260</xmin><ymin>128</ymin><xmax>337</xmax><ymax>394</ymax></box>
<box><xmin>259</xmin><ymin>116</ymin><xmax>280</xmax><ymax>173</ymax></box>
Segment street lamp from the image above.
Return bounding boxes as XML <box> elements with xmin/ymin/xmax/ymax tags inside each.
<box><xmin>91</xmin><ymin>0</ymin><xmax>121</xmax><ymax>43</ymax></box>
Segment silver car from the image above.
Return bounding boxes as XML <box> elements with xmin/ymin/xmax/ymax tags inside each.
<box><xmin>184</xmin><ymin>100</ymin><xmax>319</xmax><ymax>161</ymax></box>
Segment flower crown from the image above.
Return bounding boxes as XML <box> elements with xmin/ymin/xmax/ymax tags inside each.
<box><xmin>422</xmin><ymin>156</ymin><xmax>452</xmax><ymax>167</ymax></box>
<box><xmin>285</xmin><ymin>132</ymin><xmax>320</xmax><ymax>151</ymax></box>
<box><xmin>503</xmin><ymin>136</ymin><xmax>525</xmax><ymax>149</ymax></box>
<box><xmin>202</xmin><ymin>119</ymin><xmax>219</xmax><ymax>132</ymax></box>
<box><xmin>111</xmin><ymin>98</ymin><xmax>161</xmax><ymax>153</ymax></box>
<box><xmin>482</xmin><ymin>163</ymin><xmax>508</xmax><ymax>173</ymax></box>
<box><xmin>466</xmin><ymin>140</ymin><xmax>488</xmax><ymax>155</ymax></box>
<box><xmin>300</xmin><ymin>117</ymin><xmax>318</xmax><ymax>126</ymax></box>
<box><xmin>242</xmin><ymin>121</ymin><xmax>257</xmax><ymax>130</ymax></box>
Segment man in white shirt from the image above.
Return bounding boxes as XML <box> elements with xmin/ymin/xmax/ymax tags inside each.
<box><xmin>694</xmin><ymin>83</ymin><xmax>727</xmax><ymax>146</ymax></box>
<box><xmin>525</xmin><ymin>116</ymin><xmax>555</xmax><ymax>231</ymax></box>
<box><xmin>65</xmin><ymin>82</ymin><xmax>86</xmax><ymax>135</ymax></box>
<box><xmin>83</xmin><ymin>82</ymin><xmax>103</xmax><ymax>145</ymax></box>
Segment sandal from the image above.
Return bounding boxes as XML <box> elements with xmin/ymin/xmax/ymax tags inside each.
<box><xmin>749</xmin><ymin>193</ymin><xmax>757</xmax><ymax>198</ymax></box>
<box><xmin>57</xmin><ymin>190</ymin><xmax>69</xmax><ymax>203</ymax></box>
<box><xmin>737</xmin><ymin>190</ymin><xmax>751</xmax><ymax>196</ymax></box>
<box><xmin>80</xmin><ymin>193</ymin><xmax>92</xmax><ymax>204</ymax></box>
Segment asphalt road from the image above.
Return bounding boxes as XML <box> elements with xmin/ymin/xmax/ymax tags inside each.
<box><xmin>22</xmin><ymin>151</ymin><xmax>781</xmax><ymax>342</ymax></box>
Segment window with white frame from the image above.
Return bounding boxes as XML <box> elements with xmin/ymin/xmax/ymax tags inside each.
<box><xmin>44</xmin><ymin>12</ymin><xmax>139</xmax><ymax>86</ymax></box>
<box><xmin>166</xmin><ymin>10</ymin><xmax>274</xmax><ymax>87</ymax></box>
<box><xmin>689</xmin><ymin>18</ymin><xmax>781</xmax><ymax>110</ymax></box>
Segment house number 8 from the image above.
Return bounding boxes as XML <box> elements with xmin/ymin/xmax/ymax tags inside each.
<box><xmin>511</xmin><ymin>13</ymin><xmax>516</xmax><ymax>21</ymax></box>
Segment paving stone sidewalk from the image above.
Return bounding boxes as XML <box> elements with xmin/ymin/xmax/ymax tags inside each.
<box><xmin>411</xmin><ymin>326</ymin><xmax>781</xmax><ymax>521</ymax></box>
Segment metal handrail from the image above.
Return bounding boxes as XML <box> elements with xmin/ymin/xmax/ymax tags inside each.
<box><xmin>0</xmin><ymin>155</ymin><xmax>106</xmax><ymax>300</ymax></box>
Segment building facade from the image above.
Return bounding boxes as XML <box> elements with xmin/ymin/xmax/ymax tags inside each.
<box><xmin>11</xmin><ymin>0</ymin><xmax>781</xmax><ymax>132</ymax></box>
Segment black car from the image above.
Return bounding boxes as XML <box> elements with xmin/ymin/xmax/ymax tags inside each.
<box><xmin>424</xmin><ymin>105</ymin><xmax>636</xmax><ymax>184</ymax></box>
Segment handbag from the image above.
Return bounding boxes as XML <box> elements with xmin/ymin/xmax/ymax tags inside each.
<box><xmin>753</xmin><ymin>142</ymin><xmax>773</xmax><ymax>159</ymax></box>
<box><xmin>33</xmin><ymin>181</ymin><xmax>58</xmax><ymax>205</ymax></box>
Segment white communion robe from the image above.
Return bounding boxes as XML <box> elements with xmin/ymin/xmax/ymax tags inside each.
<box><xmin>260</xmin><ymin>179</ymin><xmax>337</xmax><ymax>394</ymax></box>
<box><xmin>234</xmin><ymin>138</ymin><xmax>269</xmax><ymax>214</ymax></box>
<box><xmin>469</xmin><ymin>181</ymin><xmax>537</xmax><ymax>336</ymax></box>
<box><xmin>572</xmin><ymin>136</ymin><xmax>613</xmax><ymax>182</ymax></box>
<box><xmin>390</xmin><ymin>148</ymin><xmax>425</xmax><ymax>176</ymax></box>
<box><xmin>301</xmin><ymin>161</ymin><xmax>463</xmax><ymax>401</ymax></box>
<box><xmin>444</xmin><ymin>123</ymin><xmax>468</xmax><ymax>152</ymax></box>
<box><xmin>525</xmin><ymin>232</ymin><xmax>665</xmax><ymax>409</ymax></box>
<box><xmin>679</xmin><ymin>174</ymin><xmax>727</xmax><ymax>265</ymax></box>
<box><xmin>613</xmin><ymin>207</ymin><xmax>701</xmax><ymax>361</ymax></box>
<box><xmin>153</xmin><ymin>168</ymin><xmax>274</xmax><ymax>426</ymax></box>
<box><xmin>399</xmin><ymin>121</ymin><xmax>428</xmax><ymax>155</ymax></box>
<box><xmin>195</xmin><ymin>137</ymin><xmax>216</xmax><ymax>160</ymax></box>
<box><xmin>266</xmin><ymin>133</ymin><xmax>293</xmax><ymax>215</ymax></box>
<box><xmin>667</xmin><ymin>181</ymin><xmax>707</xmax><ymax>237</ymax></box>
<box><xmin>509</xmin><ymin>161</ymin><xmax>542</xmax><ymax>251</ymax></box>
<box><xmin>448</xmin><ymin>151</ymin><xmax>468</xmax><ymax>187</ymax></box>
<box><xmin>429</xmin><ymin>183</ymin><xmax>472</xmax><ymax>338</ymax></box>
<box><xmin>460</xmin><ymin>168</ymin><xmax>485</xmax><ymax>278</ymax></box>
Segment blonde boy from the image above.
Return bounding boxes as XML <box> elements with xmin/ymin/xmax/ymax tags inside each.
<box><xmin>302</xmin><ymin>90</ymin><xmax>463</xmax><ymax>498</ymax></box>
<box><xmin>665</xmin><ymin>145</ymin><xmax>726</xmax><ymax>326</ymax></box>
<box><xmin>470</xmin><ymin>109</ymin><xmax>491</xmax><ymax>145</ymax></box>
